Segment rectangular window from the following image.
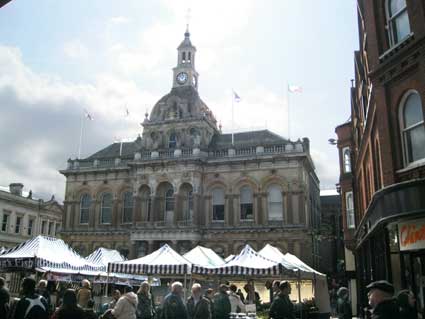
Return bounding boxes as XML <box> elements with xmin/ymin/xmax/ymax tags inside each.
<box><xmin>346</xmin><ymin>191</ymin><xmax>355</xmax><ymax>229</ymax></box>
<box><xmin>41</xmin><ymin>220</ymin><xmax>47</xmax><ymax>234</ymax></box>
<box><xmin>28</xmin><ymin>219</ymin><xmax>34</xmax><ymax>236</ymax></box>
<box><xmin>15</xmin><ymin>216</ymin><xmax>22</xmax><ymax>234</ymax></box>
<box><xmin>1</xmin><ymin>213</ymin><xmax>9</xmax><ymax>232</ymax></box>
<box><xmin>342</xmin><ymin>147</ymin><xmax>351</xmax><ymax>173</ymax></box>
<box><xmin>48</xmin><ymin>222</ymin><xmax>54</xmax><ymax>236</ymax></box>
<box><xmin>213</xmin><ymin>205</ymin><xmax>225</xmax><ymax>221</ymax></box>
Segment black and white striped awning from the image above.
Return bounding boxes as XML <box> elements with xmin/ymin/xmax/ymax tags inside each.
<box><xmin>108</xmin><ymin>244</ymin><xmax>191</xmax><ymax>275</ymax></box>
<box><xmin>0</xmin><ymin>236</ymin><xmax>104</xmax><ymax>274</ymax></box>
<box><xmin>192</xmin><ymin>244</ymin><xmax>285</xmax><ymax>276</ymax></box>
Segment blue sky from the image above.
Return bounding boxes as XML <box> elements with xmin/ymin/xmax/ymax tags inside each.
<box><xmin>0</xmin><ymin>0</ymin><xmax>358</xmax><ymax>200</ymax></box>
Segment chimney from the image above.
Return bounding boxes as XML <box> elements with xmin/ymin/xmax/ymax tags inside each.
<box><xmin>9</xmin><ymin>183</ymin><xmax>24</xmax><ymax>196</ymax></box>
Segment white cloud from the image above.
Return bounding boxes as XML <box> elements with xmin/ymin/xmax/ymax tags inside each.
<box><xmin>63</xmin><ymin>39</ymin><xmax>90</xmax><ymax>59</ymax></box>
<box><xmin>110</xmin><ymin>16</ymin><xmax>131</xmax><ymax>25</ymax></box>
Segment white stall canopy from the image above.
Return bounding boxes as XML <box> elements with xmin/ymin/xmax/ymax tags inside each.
<box><xmin>108</xmin><ymin>244</ymin><xmax>192</xmax><ymax>275</ymax></box>
<box><xmin>0</xmin><ymin>236</ymin><xmax>104</xmax><ymax>274</ymax></box>
<box><xmin>184</xmin><ymin>246</ymin><xmax>225</xmax><ymax>268</ymax></box>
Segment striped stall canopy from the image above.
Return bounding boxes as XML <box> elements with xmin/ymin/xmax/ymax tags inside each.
<box><xmin>0</xmin><ymin>235</ymin><xmax>104</xmax><ymax>274</ymax></box>
<box><xmin>85</xmin><ymin>248</ymin><xmax>126</xmax><ymax>267</ymax></box>
<box><xmin>183</xmin><ymin>246</ymin><xmax>225</xmax><ymax>268</ymax></box>
<box><xmin>192</xmin><ymin>244</ymin><xmax>285</xmax><ymax>276</ymax></box>
<box><xmin>108</xmin><ymin>244</ymin><xmax>192</xmax><ymax>275</ymax></box>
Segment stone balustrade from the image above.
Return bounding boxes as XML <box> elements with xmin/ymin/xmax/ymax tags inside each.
<box><xmin>66</xmin><ymin>142</ymin><xmax>305</xmax><ymax>171</ymax></box>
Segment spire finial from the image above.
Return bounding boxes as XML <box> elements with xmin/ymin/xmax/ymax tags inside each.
<box><xmin>185</xmin><ymin>8</ymin><xmax>191</xmax><ymax>36</ymax></box>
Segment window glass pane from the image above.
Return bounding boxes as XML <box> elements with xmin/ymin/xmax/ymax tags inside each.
<box><xmin>212</xmin><ymin>188</ymin><xmax>225</xmax><ymax>205</ymax></box>
<box><xmin>268</xmin><ymin>185</ymin><xmax>283</xmax><ymax>221</ymax></box>
<box><xmin>213</xmin><ymin>205</ymin><xmax>225</xmax><ymax>221</ymax></box>
<box><xmin>394</xmin><ymin>10</ymin><xmax>410</xmax><ymax>43</ymax></box>
<box><xmin>165</xmin><ymin>188</ymin><xmax>174</xmax><ymax>211</ymax></box>
<box><xmin>169</xmin><ymin>134</ymin><xmax>177</xmax><ymax>148</ymax></box>
<box><xmin>101</xmin><ymin>193</ymin><xmax>113</xmax><ymax>224</ymax></box>
<box><xmin>240</xmin><ymin>186</ymin><xmax>252</xmax><ymax>204</ymax></box>
<box><xmin>123</xmin><ymin>192</ymin><xmax>133</xmax><ymax>223</ymax></box>
<box><xmin>404</xmin><ymin>94</ymin><xmax>423</xmax><ymax>128</ymax></box>
<box><xmin>390</xmin><ymin>0</ymin><xmax>406</xmax><ymax>16</ymax></box>
<box><xmin>405</xmin><ymin>124</ymin><xmax>425</xmax><ymax>162</ymax></box>
<box><xmin>80</xmin><ymin>194</ymin><xmax>91</xmax><ymax>224</ymax></box>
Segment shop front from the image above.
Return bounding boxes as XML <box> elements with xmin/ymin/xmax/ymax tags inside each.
<box><xmin>354</xmin><ymin>179</ymin><xmax>425</xmax><ymax>315</ymax></box>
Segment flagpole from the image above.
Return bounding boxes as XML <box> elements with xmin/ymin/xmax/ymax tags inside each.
<box><xmin>287</xmin><ymin>84</ymin><xmax>291</xmax><ymax>140</ymax></box>
<box><xmin>78</xmin><ymin>111</ymin><xmax>85</xmax><ymax>159</ymax></box>
<box><xmin>231</xmin><ymin>89</ymin><xmax>234</xmax><ymax>145</ymax></box>
<box><xmin>119</xmin><ymin>140</ymin><xmax>123</xmax><ymax>157</ymax></box>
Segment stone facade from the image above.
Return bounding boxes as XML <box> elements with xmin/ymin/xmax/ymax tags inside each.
<box><xmin>60</xmin><ymin>29</ymin><xmax>320</xmax><ymax>265</ymax></box>
<box><xmin>0</xmin><ymin>183</ymin><xmax>63</xmax><ymax>249</ymax></box>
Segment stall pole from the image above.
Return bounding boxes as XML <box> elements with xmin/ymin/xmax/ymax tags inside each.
<box><xmin>105</xmin><ymin>271</ymin><xmax>110</xmax><ymax>298</ymax></box>
<box><xmin>184</xmin><ymin>274</ymin><xmax>187</xmax><ymax>300</ymax></box>
<box><xmin>298</xmin><ymin>270</ymin><xmax>302</xmax><ymax>319</ymax></box>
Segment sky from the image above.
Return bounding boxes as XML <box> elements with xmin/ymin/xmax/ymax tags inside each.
<box><xmin>0</xmin><ymin>0</ymin><xmax>358</xmax><ymax>201</ymax></box>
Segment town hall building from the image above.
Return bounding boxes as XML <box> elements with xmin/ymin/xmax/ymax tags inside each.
<box><xmin>60</xmin><ymin>28</ymin><xmax>321</xmax><ymax>265</ymax></box>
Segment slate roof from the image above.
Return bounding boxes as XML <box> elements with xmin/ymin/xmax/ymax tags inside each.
<box><xmin>209</xmin><ymin>130</ymin><xmax>288</xmax><ymax>148</ymax></box>
<box><xmin>87</xmin><ymin>138</ymin><xmax>142</xmax><ymax>160</ymax></box>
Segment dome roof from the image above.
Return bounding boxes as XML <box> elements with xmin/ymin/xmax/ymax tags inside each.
<box><xmin>148</xmin><ymin>86</ymin><xmax>216</xmax><ymax>125</ymax></box>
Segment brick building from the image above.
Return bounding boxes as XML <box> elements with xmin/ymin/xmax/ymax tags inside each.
<box><xmin>336</xmin><ymin>0</ymin><xmax>425</xmax><ymax>315</ymax></box>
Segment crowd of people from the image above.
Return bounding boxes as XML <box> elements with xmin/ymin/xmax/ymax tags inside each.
<box><xmin>1</xmin><ymin>275</ymin><xmax>421</xmax><ymax>319</ymax></box>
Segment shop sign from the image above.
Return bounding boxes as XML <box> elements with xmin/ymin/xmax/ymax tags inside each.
<box><xmin>399</xmin><ymin>219</ymin><xmax>425</xmax><ymax>251</ymax></box>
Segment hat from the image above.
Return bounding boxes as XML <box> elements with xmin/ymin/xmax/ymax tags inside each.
<box><xmin>366</xmin><ymin>280</ymin><xmax>394</xmax><ymax>295</ymax></box>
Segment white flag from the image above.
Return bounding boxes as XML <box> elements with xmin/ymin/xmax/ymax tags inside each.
<box><xmin>288</xmin><ymin>85</ymin><xmax>303</xmax><ymax>93</ymax></box>
<box><xmin>84</xmin><ymin>109</ymin><xmax>94</xmax><ymax>120</ymax></box>
<box><xmin>233</xmin><ymin>91</ymin><xmax>241</xmax><ymax>102</ymax></box>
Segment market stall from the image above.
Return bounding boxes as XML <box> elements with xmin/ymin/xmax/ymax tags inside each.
<box><xmin>183</xmin><ymin>246</ymin><xmax>225</xmax><ymax>268</ymax></box>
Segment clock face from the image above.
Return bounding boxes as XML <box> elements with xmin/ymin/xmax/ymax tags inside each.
<box><xmin>176</xmin><ymin>72</ymin><xmax>188</xmax><ymax>85</ymax></box>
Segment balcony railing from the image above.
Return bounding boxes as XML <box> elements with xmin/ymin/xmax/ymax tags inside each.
<box><xmin>66</xmin><ymin>142</ymin><xmax>305</xmax><ymax>171</ymax></box>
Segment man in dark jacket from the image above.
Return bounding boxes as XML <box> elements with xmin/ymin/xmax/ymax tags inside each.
<box><xmin>269</xmin><ymin>281</ymin><xmax>295</xmax><ymax>319</ymax></box>
<box><xmin>213</xmin><ymin>284</ymin><xmax>231</xmax><ymax>319</ymax></box>
<box><xmin>187</xmin><ymin>283</ymin><xmax>211</xmax><ymax>319</ymax></box>
<box><xmin>0</xmin><ymin>276</ymin><xmax>10</xmax><ymax>318</ymax></box>
<box><xmin>366</xmin><ymin>280</ymin><xmax>399</xmax><ymax>319</ymax></box>
<box><xmin>14</xmin><ymin>277</ymin><xmax>49</xmax><ymax>319</ymax></box>
<box><xmin>161</xmin><ymin>281</ymin><xmax>188</xmax><ymax>319</ymax></box>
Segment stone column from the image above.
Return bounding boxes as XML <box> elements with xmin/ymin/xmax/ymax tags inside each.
<box><xmin>204</xmin><ymin>195</ymin><xmax>211</xmax><ymax>226</ymax></box>
<box><xmin>129</xmin><ymin>241</ymin><xmax>137</xmax><ymax>259</ymax></box>
<box><xmin>259</xmin><ymin>193</ymin><xmax>267</xmax><ymax>225</ymax></box>
<box><xmin>286</xmin><ymin>192</ymin><xmax>293</xmax><ymax>224</ymax></box>
<box><xmin>232</xmin><ymin>195</ymin><xmax>239</xmax><ymax>226</ymax></box>
<box><xmin>112</xmin><ymin>198</ymin><xmax>120</xmax><ymax>227</ymax></box>
<box><xmin>192</xmin><ymin>193</ymin><xmax>201</xmax><ymax>225</ymax></box>
<box><xmin>148</xmin><ymin>240</ymin><xmax>154</xmax><ymax>254</ymax></box>
<box><xmin>93</xmin><ymin>200</ymin><xmax>100</xmax><ymax>230</ymax></box>
<box><xmin>149</xmin><ymin>195</ymin><xmax>156</xmax><ymax>223</ymax></box>
<box><xmin>299</xmin><ymin>192</ymin><xmax>306</xmax><ymax>224</ymax></box>
<box><xmin>253</xmin><ymin>193</ymin><xmax>259</xmax><ymax>224</ymax></box>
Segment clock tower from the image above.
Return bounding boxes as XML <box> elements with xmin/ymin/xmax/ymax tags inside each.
<box><xmin>172</xmin><ymin>27</ymin><xmax>198</xmax><ymax>90</ymax></box>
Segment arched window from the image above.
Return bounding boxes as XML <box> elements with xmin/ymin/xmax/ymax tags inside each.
<box><xmin>182</xmin><ymin>52</ymin><xmax>186</xmax><ymax>63</ymax></box>
<box><xmin>165</xmin><ymin>188</ymin><xmax>174</xmax><ymax>212</ymax></box>
<box><xmin>101</xmin><ymin>193</ymin><xmax>113</xmax><ymax>224</ymax></box>
<box><xmin>212</xmin><ymin>188</ymin><xmax>225</xmax><ymax>221</ymax></box>
<box><xmin>343</xmin><ymin>147</ymin><xmax>351</xmax><ymax>173</ymax></box>
<box><xmin>188</xmin><ymin>51</ymin><xmax>191</xmax><ymax>63</ymax></box>
<box><xmin>267</xmin><ymin>185</ymin><xmax>283</xmax><ymax>221</ymax></box>
<box><xmin>122</xmin><ymin>192</ymin><xmax>133</xmax><ymax>223</ymax></box>
<box><xmin>169</xmin><ymin>133</ymin><xmax>177</xmax><ymax>148</ymax></box>
<box><xmin>386</xmin><ymin>0</ymin><xmax>410</xmax><ymax>46</ymax></box>
<box><xmin>400</xmin><ymin>92</ymin><xmax>425</xmax><ymax>164</ymax></box>
<box><xmin>80</xmin><ymin>194</ymin><xmax>91</xmax><ymax>224</ymax></box>
<box><xmin>240</xmin><ymin>186</ymin><xmax>253</xmax><ymax>220</ymax></box>
<box><xmin>346</xmin><ymin>192</ymin><xmax>355</xmax><ymax>229</ymax></box>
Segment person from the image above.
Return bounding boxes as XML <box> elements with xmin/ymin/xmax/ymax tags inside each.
<box><xmin>269</xmin><ymin>281</ymin><xmax>295</xmax><ymax>319</ymax></box>
<box><xmin>205</xmin><ymin>288</ymin><xmax>215</xmax><ymax>318</ymax></box>
<box><xmin>109</xmin><ymin>285</ymin><xmax>138</xmax><ymax>319</ymax></box>
<box><xmin>137</xmin><ymin>281</ymin><xmax>155</xmax><ymax>319</ymax></box>
<box><xmin>397</xmin><ymin>290</ymin><xmax>417</xmax><ymax>319</ymax></box>
<box><xmin>366</xmin><ymin>280</ymin><xmax>399</xmax><ymax>319</ymax></box>
<box><xmin>228</xmin><ymin>284</ymin><xmax>245</xmax><ymax>313</ymax></box>
<box><xmin>36</xmin><ymin>280</ymin><xmax>51</xmax><ymax>314</ymax></box>
<box><xmin>51</xmin><ymin>289</ymin><xmax>85</xmax><ymax>319</ymax></box>
<box><xmin>336</xmin><ymin>287</ymin><xmax>352</xmax><ymax>319</ymax></box>
<box><xmin>272</xmin><ymin>280</ymin><xmax>281</xmax><ymax>302</ymax></box>
<box><xmin>236</xmin><ymin>289</ymin><xmax>245</xmax><ymax>303</ymax></box>
<box><xmin>0</xmin><ymin>276</ymin><xmax>10</xmax><ymax>318</ymax></box>
<box><xmin>213</xmin><ymin>284</ymin><xmax>231</xmax><ymax>319</ymax></box>
<box><xmin>187</xmin><ymin>283</ymin><xmax>211</xmax><ymax>319</ymax></box>
<box><xmin>243</xmin><ymin>283</ymin><xmax>260</xmax><ymax>306</ymax></box>
<box><xmin>14</xmin><ymin>277</ymin><xmax>49</xmax><ymax>319</ymax></box>
<box><xmin>161</xmin><ymin>281</ymin><xmax>188</xmax><ymax>319</ymax></box>
<box><xmin>77</xmin><ymin>280</ymin><xmax>92</xmax><ymax>309</ymax></box>
<box><xmin>83</xmin><ymin>299</ymin><xmax>98</xmax><ymax>319</ymax></box>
